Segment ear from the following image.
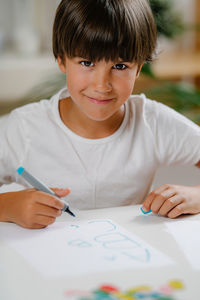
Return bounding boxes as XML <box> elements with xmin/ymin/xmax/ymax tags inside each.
<box><xmin>136</xmin><ymin>63</ymin><xmax>144</xmax><ymax>78</ymax></box>
<box><xmin>57</xmin><ymin>56</ymin><xmax>66</xmax><ymax>73</ymax></box>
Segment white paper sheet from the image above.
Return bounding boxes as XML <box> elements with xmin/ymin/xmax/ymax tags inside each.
<box><xmin>0</xmin><ymin>219</ymin><xmax>173</xmax><ymax>277</ymax></box>
<box><xmin>165</xmin><ymin>220</ymin><xmax>200</xmax><ymax>270</ymax></box>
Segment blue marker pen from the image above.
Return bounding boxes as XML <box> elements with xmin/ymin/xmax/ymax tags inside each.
<box><xmin>17</xmin><ymin>167</ymin><xmax>75</xmax><ymax>217</ymax></box>
<box><xmin>140</xmin><ymin>207</ymin><xmax>152</xmax><ymax>214</ymax></box>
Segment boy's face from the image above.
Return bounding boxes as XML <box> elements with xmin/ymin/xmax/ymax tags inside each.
<box><xmin>58</xmin><ymin>56</ymin><xmax>141</xmax><ymax>122</ymax></box>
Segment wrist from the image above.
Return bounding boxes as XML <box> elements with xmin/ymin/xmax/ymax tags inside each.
<box><xmin>0</xmin><ymin>193</ymin><xmax>13</xmax><ymax>222</ymax></box>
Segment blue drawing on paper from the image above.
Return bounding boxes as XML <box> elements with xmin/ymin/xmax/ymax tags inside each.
<box><xmin>88</xmin><ymin>220</ymin><xmax>116</xmax><ymax>232</ymax></box>
<box><xmin>68</xmin><ymin>220</ymin><xmax>151</xmax><ymax>263</ymax></box>
<box><xmin>122</xmin><ymin>248</ymin><xmax>150</xmax><ymax>262</ymax></box>
<box><xmin>70</xmin><ymin>225</ymin><xmax>80</xmax><ymax>229</ymax></box>
<box><xmin>68</xmin><ymin>239</ymin><xmax>92</xmax><ymax>247</ymax></box>
<box><xmin>94</xmin><ymin>233</ymin><xmax>140</xmax><ymax>249</ymax></box>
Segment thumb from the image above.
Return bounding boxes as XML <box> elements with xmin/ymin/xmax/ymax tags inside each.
<box><xmin>51</xmin><ymin>188</ymin><xmax>71</xmax><ymax>197</ymax></box>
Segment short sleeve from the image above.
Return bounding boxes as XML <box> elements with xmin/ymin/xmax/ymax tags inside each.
<box><xmin>145</xmin><ymin>100</ymin><xmax>200</xmax><ymax>166</ymax></box>
<box><xmin>0</xmin><ymin>110</ymin><xmax>27</xmax><ymax>185</ymax></box>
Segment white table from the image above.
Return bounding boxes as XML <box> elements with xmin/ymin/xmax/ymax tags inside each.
<box><xmin>0</xmin><ymin>205</ymin><xmax>200</xmax><ymax>300</ymax></box>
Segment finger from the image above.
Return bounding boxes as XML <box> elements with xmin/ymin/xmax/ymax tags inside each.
<box><xmin>26</xmin><ymin>223</ymin><xmax>47</xmax><ymax>229</ymax></box>
<box><xmin>142</xmin><ymin>184</ymin><xmax>172</xmax><ymax>212</ymax></box>
<box><xmin>35</xmin><ymin>192</ymin><xmax>65</xmax><ymax>210</ymax></box>
<box><xmin>151</xmin><ymin>188</ymin><xmax>177</xmax><ymax>214</ymax></box>
<box><xmin>51</xmin><ymin>188</ymin><xmax>71</xmax><ymax>197</ymax></box>
<box><xmin>34</xmin><ymin>203</ymin><xmax>62</xmax><ymax>218</ymax></box>
<box><xmin>158</xmin><ymin>194</ymin><xmax>183</xmax><ymax>216</ymax></box>
<box><xmin>33</xmin><ymin>225</ymin><xmax>47</xmax><ymax>229</ymax></box>
<box><xmin>34</xmin><ymin>215</ymin><xmax>56</xmax><ymax>226</ymax></box>
<box><xmin>167</xmin><ymin>202</ymin><xmax>187</xmax><ymax>219</ymax></box>
<box><xmin>142</xmin><ymin>193</ymin><xmax>155</xmax><ymax>212</ymax></box>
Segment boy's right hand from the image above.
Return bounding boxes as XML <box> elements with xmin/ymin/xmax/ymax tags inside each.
<box><xmin>0</xmin><ymin>188</ymin><xmax>70</xmax><ymax>229</ymax></box>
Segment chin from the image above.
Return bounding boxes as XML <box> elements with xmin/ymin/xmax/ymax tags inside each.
<box><xmin>86</xmin><ymin>113</ymin><xmax>111</xmax><ymax>122</ymax></box>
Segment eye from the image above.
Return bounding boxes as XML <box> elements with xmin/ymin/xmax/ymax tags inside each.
<box><xmin>113</xmin><ymin>64</ymin><xmax>128</xmax><ymax>70</ymax></box>
<box><xmin>80</xmin><ymin>60</ymin><xmax>94</xmax><ymax>67</ymax></box>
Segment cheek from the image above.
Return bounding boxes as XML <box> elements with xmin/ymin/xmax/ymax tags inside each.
<box><xmin>114</xmin><ymin>73</ymin><xmax>137</xmax><ymax>98</ymax></box>
<box><xmin>66</xmin><ymin>70</ymin><xmax>88</xmax><ymax>95</ymax></box>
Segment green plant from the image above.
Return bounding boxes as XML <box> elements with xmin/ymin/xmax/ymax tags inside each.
<box><xmin>145</xmin><ymin>82</ymin><xmax>200</xmax><ymax>124</ymax></box>
<box><xmin>142</xmin><ymin>0</ymin><xmax>185</xmax><ymax>77</ymax></box>
<box><xmin>141</xmin><ymin>0</ymin><xmax>200</xmax><ymax>124</ymax></box>
<box><xmin>149</xmin><ymin>0</ymin><xmax>184</xmax><ymax>38</ymax></box>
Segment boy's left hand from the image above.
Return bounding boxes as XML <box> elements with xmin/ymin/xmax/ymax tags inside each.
<box><xmin>142</xmin><ymin>184</ymin><xmax>200</xmax><ymax>218</ymax></box>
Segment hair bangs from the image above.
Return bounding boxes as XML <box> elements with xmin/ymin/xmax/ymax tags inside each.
<box><xmin>53</xmin><ymin>0</ymin><xmax>157</xmax><ymax>65</ymax></box>
<box><xmin>65</xmin><ymin>15</ymin><xmax>139</xmax><ymax>63</ymax></box>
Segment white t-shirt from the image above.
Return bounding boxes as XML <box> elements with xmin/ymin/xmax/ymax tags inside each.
<box><xmin>0</xmin><ymin>88</ymin><xmax>200</xmax><ymax>209</ymax></box>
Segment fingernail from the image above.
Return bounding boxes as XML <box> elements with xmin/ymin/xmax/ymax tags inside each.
<box><xmin>60</xmin><ymin>188</ymin><xmax>70</xmax><ymax>192</ymax></box>
<box><xmin>140</xmin><ymin>207</ymin><xmax>152</xmax><ymax>214</ymax></box>
<box><xmin>142</xmin><ymin>206</ymin><xmax>148</xmax><ymax>212</ymax></box>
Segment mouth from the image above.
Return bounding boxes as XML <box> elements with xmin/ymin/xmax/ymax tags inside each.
<box><xmin>86</xmin><ymin>96</ymin><xmax>114</xmax><ymax>105</ymax></box>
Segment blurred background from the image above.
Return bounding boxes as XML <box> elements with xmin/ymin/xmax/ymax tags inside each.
<box><xmin>0</xmin><ymin>0</ymin><xmax>200</xmax><ymax>119</ymax></box>
<box><xmin>0</xmin><ymin>0</ymin><xmax>200</xmax><ymax>185</ymax></box>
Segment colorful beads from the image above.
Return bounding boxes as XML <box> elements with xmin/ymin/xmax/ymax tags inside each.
<box><xmin>65</xmin><ymin>280</ymin><xmax>184</xmax><ymax>300</ymax></box>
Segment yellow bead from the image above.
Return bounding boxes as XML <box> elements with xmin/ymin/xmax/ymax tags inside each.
<box><xmin>169</xmin><ymin>280</ymin><xmax>184</xmax><ymax>289</ymax></box>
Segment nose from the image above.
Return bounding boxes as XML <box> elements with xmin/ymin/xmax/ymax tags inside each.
<box><xmin>92</xmin><ymin>69</ymin><xmax>112</xmax><ymax>93</ymax></box>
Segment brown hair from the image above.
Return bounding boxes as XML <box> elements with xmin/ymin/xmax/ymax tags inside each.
<box><xmin>53</xmin><ymin>0</ymin><xmax>157</xmax><ymax>65</ymax></box>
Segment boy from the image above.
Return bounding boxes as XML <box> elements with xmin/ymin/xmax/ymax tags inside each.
<box><xmin>0</xmin><ymin>0</ymin><xmax>200</xmax><ymax>229</ymax></box>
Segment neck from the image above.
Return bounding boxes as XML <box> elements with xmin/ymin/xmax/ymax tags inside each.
<box><xmin>59</xmin><ymin>98</ymin><xmax>125</xmax><ymax>139</ymax></box>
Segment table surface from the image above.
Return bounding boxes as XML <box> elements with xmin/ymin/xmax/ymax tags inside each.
<box><xmin>0</xmin><ymin>205</ymin><xmax>200</xmax><ymax>300</ymax></box>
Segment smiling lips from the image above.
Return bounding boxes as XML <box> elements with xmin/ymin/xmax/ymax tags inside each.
<box><xmin>87</xmin><ymin>96</ymin><xmax>114</xmax><ymax>105</ymax></box>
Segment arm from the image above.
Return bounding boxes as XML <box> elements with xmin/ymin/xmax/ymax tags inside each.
<box><xmin>142</xmin><ymin>161</ymin><xmax>200</xmax><ymax>218</ymax></box>
<box><xmin>0</xmin><ymin>188</ymin><xmax>70</xmax><ymax>229</ymax></box>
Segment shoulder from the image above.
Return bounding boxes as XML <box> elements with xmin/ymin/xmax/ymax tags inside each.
<box><xmin>127</xmin><ymin>93</ymin><xmax>162</xmax><ymax>116</ymax></box>
<box><xmin>127</xmin><ymin>94</ymin><xmax>200</xmax><ymax>131</ymax></box>
<box><xmin>126</xmin><ymin>94</ymin><xmax>200</xmax><ymax>166</ymax></box>
<box><xmin>1</xmin><ymin>89</ymin><xmax>67</xmax><ymax>144</ymax></box>
<box><xmin>127</xmin><ymin>93</ymin><xmax>173</xmax><ymax>116</ymax></box>
<box><xmin>9</xmin><ymin>88</ymin><xmax>66</xmax><ymax>125</ymax></box>
<box><xmin>11</xmin><ymin>98</ymin><xmax>53</xmax><ymax>121</ymax></box>
<box><xmin>126</xmin><ymin>93</ymin><xmax>163</xmax><ymax>128</ymax></box>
